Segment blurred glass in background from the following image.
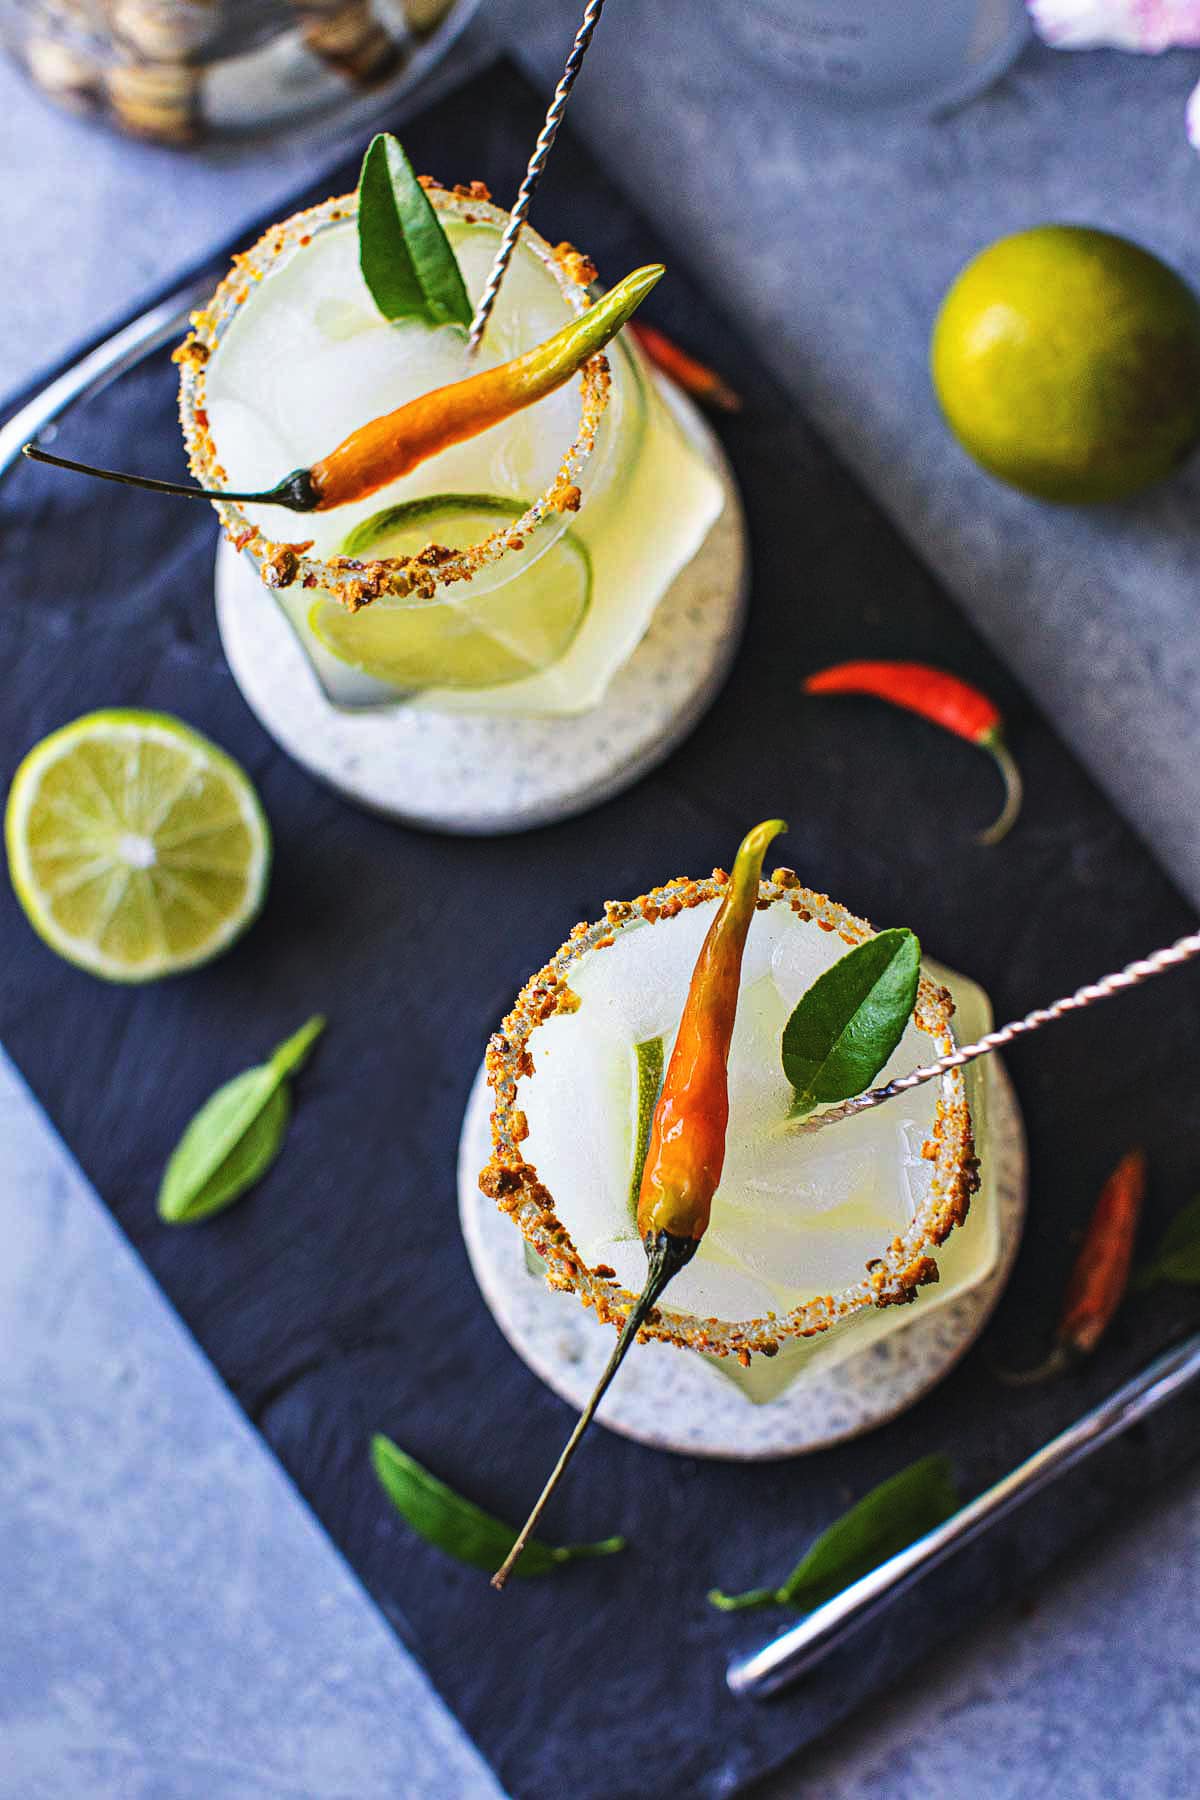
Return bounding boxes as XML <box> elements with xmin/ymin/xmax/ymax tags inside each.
<box><xmin>729</xmin><ymin>0</ymin><xmax>1031</xmax><ymax>112</ymax></box>
<box><xmin>0</xmin><ymin>0</ymin><xmax>483</xmax><ymax>142</ymax></box>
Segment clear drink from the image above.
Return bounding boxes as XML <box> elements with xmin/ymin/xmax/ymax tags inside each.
<box><xmin>182</xmin><ymin>185</ymin><xmax>724</xmax><ymax>716</ymax></box>
<box><xmin>482</xmin><ymin>870</ymin><xmax>997</xmax><ymax>1403</ymax></box>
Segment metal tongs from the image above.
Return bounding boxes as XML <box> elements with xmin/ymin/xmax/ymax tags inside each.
<box><xmin>728</xmin><ymin>1327</ymin><xmax>1200</xmax><ymax>1698</ymax></box>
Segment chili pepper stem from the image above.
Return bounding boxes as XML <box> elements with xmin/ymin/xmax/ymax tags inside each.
<box><xmin>21</xmin><ymin>443</ymin><xmax>320</xmax><ymax>510</ymax></box>
<box><xmin>976</xmin><ymin>729</ymin><xmax>1024</xmax><ymax>846</ymax></box>
<box><xmin>492</xmin><ymin>1230</ymin><xmax>696</xmax><ymax>1592</ymax></box>
<box><xmin>990</xmin><ymin>1343</ymin><xmax>1074</xmax><ymax>1388</ymax></box>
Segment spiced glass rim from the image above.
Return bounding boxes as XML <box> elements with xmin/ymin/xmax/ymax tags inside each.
<box><xmin>176</xmin><ymin>183</ymin><xmax>612</xmax><ymax>611</ymax></box>
<box><xmin>480</xmin><ymin>870</ymin><xmax>980</xmax><ymax>1365</ymax></box>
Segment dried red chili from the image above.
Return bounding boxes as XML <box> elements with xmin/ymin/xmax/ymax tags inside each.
<box><xmin>493</xmin><ymin>818</ymin><xmax>786</xmax><ymax>1589</ymax></box>
<box><xmin>631</xmin><ymin>321</ymin><xmax>742</xmax><ymax>413</ymax></box>
<box><xmin>803</xmin><ymin>660</ymin><xmax>1023</xmax><ymax>845</ymax></box>
<box><xmin>999</xmin><ymin>1148</ymin><xmax>1148</xmax><ymax>1386</ymax></box>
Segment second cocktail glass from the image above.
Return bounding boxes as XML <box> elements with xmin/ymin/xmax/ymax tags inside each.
<box><xmin>480</xmin><ymin>865</ymin><xmax>999</xmax><ymax>1406</ymax></box>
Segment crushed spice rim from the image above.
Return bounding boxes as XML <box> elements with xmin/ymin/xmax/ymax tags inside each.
<box><xmin>176</xmin><ymin>181</ymin><xmax>612</xmax><ymax>612</ymax></box>
<box><xmin>480</xmin><ymin>871</ymin><xmax>979</xmax><ymax>1365</ymax></box>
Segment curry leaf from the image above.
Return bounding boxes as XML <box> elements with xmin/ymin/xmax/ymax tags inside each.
<box><xmin>156</xmin><ymin>1016</ymin><xmax>325</xmax><ymax>1225</ymax></box>
<box><xmin>371</xmin><ymin>1435</ymin><xmax>626</xmax><ymax>1577</ymax></box>
<box><xmin>709</xmin><ymin>1453</ymin><xmax>960</xmax><ymax>1612</ymax></box>
<box><xmin>782</xmin><ymin>928</ymin><xmax>921</xmax><ymax>1117</ymax></box>
<box><xmin>357</xmin><ymin>134</ymin><xmax>472</xmax><ymax>330</ymax></box>
<box><xmin>1134</xmin><ymin>1193</ymin><xmax>1200</xmax><ymax>1291</ymax></box>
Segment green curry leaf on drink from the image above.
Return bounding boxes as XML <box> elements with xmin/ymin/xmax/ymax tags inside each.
<box><xmin>709</xmin><ymin>1454</ymin><xmax>960</xmax><ymax>1612</ymax></box>
<box><xmin>357</xmin><ymin>132</ymin><xmax>473</xmax><ymax>331</ymax></box>
<box><xmin>157</xmin><ymin>1015</ymin><xmax>325</xmax><ymax>1225</ymax></box>
<box><xmin>781</xmin><ymin>927</ymin><xmax>922</xmax><ymax>1119</ymax></box>
<box><xmin>371</xmin><ymin>1434</ymin><xmax>626</xmax><ymax>1577</ymax></box>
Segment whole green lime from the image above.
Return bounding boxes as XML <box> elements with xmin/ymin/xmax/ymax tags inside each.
<box><xmin>930</xmin><ymin>225</ymin><xmax>1200</xmax><ymax>503</ymax></box>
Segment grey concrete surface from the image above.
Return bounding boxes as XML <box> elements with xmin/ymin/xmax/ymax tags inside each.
<box><xmin>764</xmin><ymin>1461</ymin><xmax>1200</xmax><ymax>1800</ymax></box>
<box><xmin>0</xmin><ymin>1049</ymin><xmax>503</xmax><ymax>1800</ymax></box>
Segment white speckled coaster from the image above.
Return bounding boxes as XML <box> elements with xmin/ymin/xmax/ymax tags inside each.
<box><xmin>216</xmin><ymin>389</ymin><xmax>747</xmax><ymax>834</ymax></box>
<box><xmin>458</xmin><ymin>1059</ymin><xmax>1028</xmax><ymax>1459</ymax></box>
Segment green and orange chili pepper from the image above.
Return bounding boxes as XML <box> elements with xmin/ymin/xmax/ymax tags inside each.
<box><xmin>999</xmin><ymin>1147</ymin><xmax>1147</xmax><ymax>1386</ymax></box>
<box><xmin>803</xmin><ymin>660</ymin><xmax>1023</xmax><ymax>845</ymax></box>
<box><xmin>636</xmin><ymin>818</ymin><xmax>787</xmax><ymax>1249</ymax></box>
<box><xmin>492</xmin><ymin>818</ymin><xmax>787</xmax><ymax>1590</ymax></box>
<box><xmin>22</xmin><ymin>263</ymin><xmax>664</xmax><ymax>514</ymax></box>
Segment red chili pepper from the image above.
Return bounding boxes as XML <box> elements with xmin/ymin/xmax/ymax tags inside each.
<box><xmin>493</xmin><ymin>819</ymin><xmax>786</xmax><ymax>1588</ymax></box>
<box><xmin>999</xmin><ymin>1148</ymin><xmax>1147</xmax><ymax>1386</ymax></box>
<box><xmin>803</xmin><ymin>660</ymin><xmax>1023</xmax><ymax>845</ymax></box>
<box><xmin>631</xmin><ymin>321</ymin><xmax>742</xmax><ymax>413</ymax></box>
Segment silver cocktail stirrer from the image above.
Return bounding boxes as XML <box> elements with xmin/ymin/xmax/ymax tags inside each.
<box><xmin>793</xmin><ymin>927</ymin><xmax>1200</xmax><ymax>1135</ymax></box>
<box><xmin>466</xmin><ymin>0</ymin><xmax>610</xmax><ymax>353</ymax></box>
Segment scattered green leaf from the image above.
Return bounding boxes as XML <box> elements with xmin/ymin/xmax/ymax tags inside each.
<box><xmin>156</xmin><ymin>1015</ymin><xmax>325</xmax><ymax>1225</ymax></box>
<box><xmin>782</xmin><ymin>927</ymin><xmax>921</xmax><ymax>1118</ymax></box>
<box><xmin>371</xmin><ymin>1434</ymin><xmax>626</xmax><ymax>1577</ymax></box>
<box><xmin>708</xmin><ymin>1453</ymin><xmax>959</xmax><ymax>1612</ymax></box>
<box><xmin>1134</xmin><ymin>1193</ymin><xmax>1200</xmax><ymax>1292</ymax></box>
<box><xmin>357</xmin><ymin>133</ymin><xmax>472</xmax><ymax>330</ymax></box>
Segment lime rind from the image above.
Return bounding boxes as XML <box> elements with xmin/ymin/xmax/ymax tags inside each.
<box><xmin>340</xmin><ymin>493</ymin><xmax>519</xmax><ymax>558</ymax></box>
<box><xmin>5</xmin><ymin>709</ymin><xmax>271</xmax><ymax>984</ymax></box>
<box><xmin>310</xmin><ymin>494</ymin><xmax>592</xmax><ymax>692</ymax></box>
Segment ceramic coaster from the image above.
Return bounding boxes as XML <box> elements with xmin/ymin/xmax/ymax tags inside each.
<box><xmin>216</xmin><ymin>387</ymin><xmax>747</xmax><ymax>834</ymax></box>
<box><xmin>458</xmin><ymin>1059</ymin><xmax>1028</xmax><ymax>1460</ymax></box>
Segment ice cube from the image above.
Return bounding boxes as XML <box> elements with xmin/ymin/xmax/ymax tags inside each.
<box><xmin>770</xmin><ymin>910</ymin><xmax>856</xmax><ymax>1010</ymax></box>
<box><xmin>569</xmin><ymin>905</ymin><xmax>714</xmax><ymax>1044</ymax></box>
<box><xmin>520</xmin><ymin>1007</ymin><xmax>635</xmax><ymax>1265</ymax></box>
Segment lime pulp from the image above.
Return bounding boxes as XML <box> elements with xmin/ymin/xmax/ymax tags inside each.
<box><xmin>4</xmin><ymin>710</ymin><xmax>270</xmax><ymax>983</ymax></box>
<box><xmin>308</xmin><ymin>494</ymin><xmax>592</xmax><ymax>691</ymax></box>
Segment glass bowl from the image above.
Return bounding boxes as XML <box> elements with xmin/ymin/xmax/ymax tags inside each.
<box><xmin>2</xmin><ymin>0</ymin><xmax>484</xmax><ymax>144</ymax></box>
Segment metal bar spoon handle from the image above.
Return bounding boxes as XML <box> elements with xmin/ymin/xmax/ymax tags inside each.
<box><xmin>727</xmin><ymin>1328</ymin><xmax>1200</xmax><ymax>1699</ymax></box>
<box><xmin>467</xmin><ymin>0</ymin><xmax>610</xmax><ymax>352</ymax></box>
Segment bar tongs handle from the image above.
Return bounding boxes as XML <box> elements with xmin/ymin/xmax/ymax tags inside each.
<box><xmin>727</xmin><ymin>1328</ymin><xmax>1200</xmax><ymax>1699</ymax></box>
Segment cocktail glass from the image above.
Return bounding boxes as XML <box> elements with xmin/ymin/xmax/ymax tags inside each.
<box><xmin>480</xmin><ymin>866</ymin><xmax>1000</xmax><ymax>1406</ymax></box>
<box><xmin>178</xmin><ymin>182</ymin><xmax>725</xmax><ymax>717</ymax></box>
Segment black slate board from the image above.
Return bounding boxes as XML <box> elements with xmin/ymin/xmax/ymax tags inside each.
<box><xmin>3</xmin><ymin>62</ymin><xmax>1200</xmax><ymax>1800</ymax></box>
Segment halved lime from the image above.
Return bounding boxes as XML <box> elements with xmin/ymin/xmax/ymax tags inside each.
<box><xmin>5</xmin><ymin>710</ymin><xmax>270</xmax><ymax>983</ymax></box>
<box><xmin>309</xmin><ymin>494</ymin><xmax>591</xmax><ymax>690</ymax></box>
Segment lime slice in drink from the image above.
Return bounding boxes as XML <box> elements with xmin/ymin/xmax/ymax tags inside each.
<box><xmin>308</xmin><ymin>494</ymin><xmax>591</xmax><ymax>690</ymax></box>
<box><xmin>5</xmin><ymin>710</ymin><xmax>270</xmax><ymax>983</ymax></box>
<box><xmin>629</xmin><ymin>1035</ymin><xmax>665</xmax><ymax>1212</ymax></box>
